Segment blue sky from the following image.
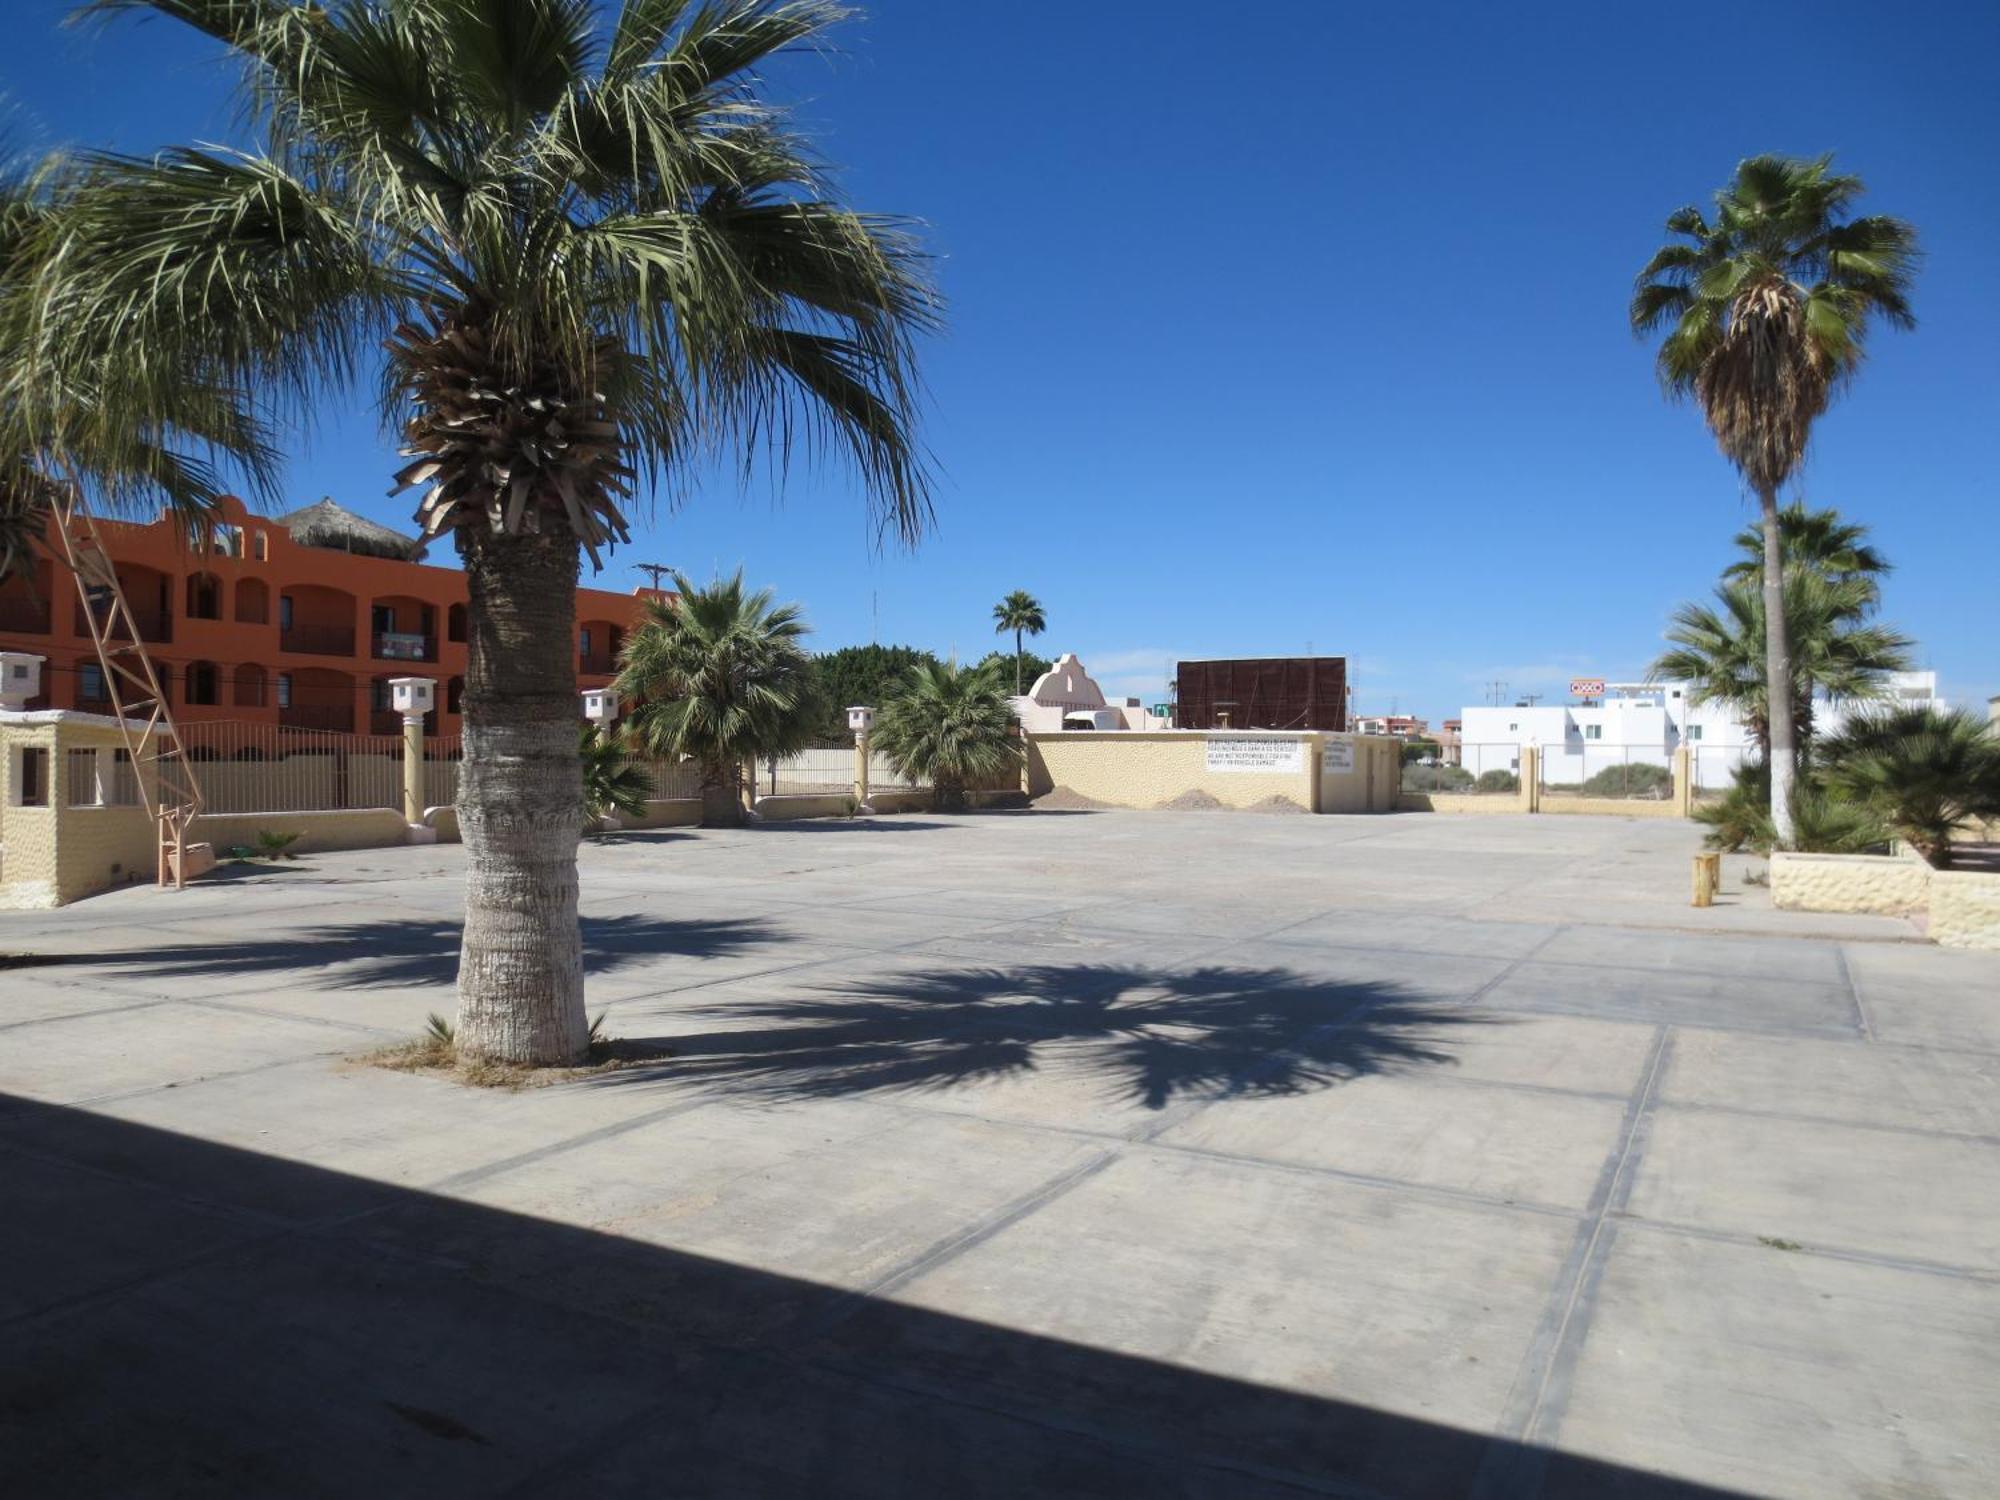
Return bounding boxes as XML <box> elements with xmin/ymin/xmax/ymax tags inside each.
<box><xmin>7</xmin><ymin>0</ymin><xmax>1996</xmax><ymax>720</ymax></box>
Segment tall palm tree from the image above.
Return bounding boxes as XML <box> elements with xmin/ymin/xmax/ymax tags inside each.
<box><xmin>1632</xmin><ymin>154</ymin><xmax>1916</xmax><ymax>842</ymax></box>
<box><xmin>990</xmin><ymin>589</ymin><xmax>1046</xmax><ymax>694</ymax></box>
<box><xmin>44</xmin><ymin>1</ymin><xmax>934</xmax><ymax>1064</ymax></box>
<box><xmin>1650</xmin><ymin>570</ymin><xmax>1912</xmax><ymax>755</ymax></box>
<box><xmin>615</xmin><ymin>571</ymin><xmax>821</xmax><ymax>827</ymax></box>
<box><xmin>873</xmin><ymin>658</ymin><xmax>1021</xmax><ymax>812</ymax></box>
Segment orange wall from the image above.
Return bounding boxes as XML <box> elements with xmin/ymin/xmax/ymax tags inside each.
<box><xmin>0</xmin><ymin>495</ymin><xmax>662</xmax><ymax>736</ymax></box>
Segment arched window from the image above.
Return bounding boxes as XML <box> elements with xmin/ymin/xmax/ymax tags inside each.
<box><xmin>233</xmin><ymin>663</ymin><xmax>267</xmax><ymax>708</ymax></box>
<box><xmin>186</xmin><ymin>573</ymin><xmax>223</xmax><ymax>620</ymax></box>
<box><xmin>185</xmin><ymin>660</ymin><xmax>220</xmax><ymax>706</ymax></box>
<box><xmin>235</xmin><ymin>576</ymin><xmax>270</xmax><ymax>625</ymax></box>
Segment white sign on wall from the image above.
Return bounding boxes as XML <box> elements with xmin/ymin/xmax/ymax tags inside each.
<box><xmin>1322</xmin><ymin>741</ymin><xmax>1355</xmax><ymax>775</ymax></box>
<box><xmin>1205</xmin><ymin>737</ymin><xmax>1304</xmax><ymax>774</ymax></box>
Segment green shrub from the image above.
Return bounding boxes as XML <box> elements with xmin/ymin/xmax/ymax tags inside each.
<box><xmin>1817</xmin><ymin>706</ymin><xmax>2000</xmax><ymax>867</ymax></box>
<box><xmin>1693</xmin><ymin>760</ymin><xmax>1893</xmax><ymax>855</ymax></box>
<box><xmin>1578</xmin><ymin>762</ymin><xmax>1675</xmax><ymax>799</ymax></box>
<box><xmin>1402</xmin><ymin>764</ymin><xmax>1474</xmax><ymax>792</ymax></box>
<box><xmin>1475</xmin><ymin>769</ymin><xmax>1519</xmax><ymax>794</ymax></box>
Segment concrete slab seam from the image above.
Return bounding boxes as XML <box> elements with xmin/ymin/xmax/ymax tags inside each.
<box><xmin>1469</xmin><ymin>1025</ymin><xmax>1673</xmax><ymax>1500</ymax></box>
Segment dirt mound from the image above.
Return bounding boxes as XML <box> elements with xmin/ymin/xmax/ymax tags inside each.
<box><xmin>1244</xmin><ymin>795</ymin><xmax>1309</xmax><ymax>815</ymax></box>
<box><xmin>1156</xmin><ymin>788</ymin><xmax>1225</xmax><ymax>811</ymax></box>
<box><xmin>1035</xmin><ymin>785</ymin><xmax>1117</xmax><ymax>810</ymax></box>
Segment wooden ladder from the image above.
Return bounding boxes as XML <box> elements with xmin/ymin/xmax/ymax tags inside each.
<box><xmin>48</xmin><ymin>492</ymin><xmax>205</xmax><ymax>888</ymax></box>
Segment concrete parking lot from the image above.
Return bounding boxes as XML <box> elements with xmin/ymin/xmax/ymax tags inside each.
<box><xmin>3</xmin><ymin>809</ymin><xmax>1996</xmax><ymax>1497</ymax></box>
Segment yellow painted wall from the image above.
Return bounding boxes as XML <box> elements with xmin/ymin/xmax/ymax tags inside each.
<box><xmin>1770</xmin><ymin>850</ymin><xmax>1932</xmax><ymax>915</ymax></box>
<box><xmin>1026</xmin><ymin>732</ymin><xmax>1323</xmax><ymax>811</ymax></box>
<box><xmin>195</xmin><ymin>808</ymin><xmax>410</xmax><ymax>856</ymax></box>
<box><xmin>1928</xmin><ymin>871</ymin><xmax>2000</xmax><ymax>951</ymax></box>
<box><xmin>1318</xmin><ymin>737</ymin><xmax>1403</xmax><ymax>813</ymax></box>
<box><xmin>1397</xmin><ymin>792</ymin><xmax>1528</xmax><ymax>815</ymax></box>
<box><xmin>1</xmin><ymin>717</ymin><xmax>60</xmax><ymax>905</ymax></box>
<box><xmin>1537</xmin><ymin>796</ymin><xmax>1684</xmax><ymax>819</ymax></box>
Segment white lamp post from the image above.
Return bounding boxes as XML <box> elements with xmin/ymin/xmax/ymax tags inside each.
<box><xmin>388</xmin><ymin>676</ymin><xmax>436</xmax><ymax>837</ymax></box>
<box><xmin>847</xmin><ymin>705</ymin><xmax>875</xmax><ymax>813</ymax></box>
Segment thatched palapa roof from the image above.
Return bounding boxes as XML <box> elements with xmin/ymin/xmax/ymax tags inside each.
<box><xmin>277</xmin><ymin>498</ymin><xmax>426</xmax><ymax>562</ymax></box>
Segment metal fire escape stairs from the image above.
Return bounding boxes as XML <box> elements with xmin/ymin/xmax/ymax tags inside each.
<box><xmin>49</xmin><ymin>491</ymin><xmax>206</xmax><ymax>888</ymax></box>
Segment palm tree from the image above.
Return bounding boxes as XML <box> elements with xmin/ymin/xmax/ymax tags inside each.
<box><xmin>616</xmin><ymin>571</ymin><xmax>821</xmax><ymax>827</ymax></box>
<box><xmin>46</xmin><ymin>1</ymin><xmax>934</xmax><ymax>1064</ymax></box>
<box><xmin>2</xmin><ymin>157</ymin><xmax>275</xmax><ymax>586</ymax></box>
<box><xmin>578</xmin><ymin>723</ymin><xmax>650</xmax><ymax>832</ymax></box>
<box><xmin>990</xmin><ymin>590</ymin><xmax>1046</xmax><ymax>694</ymax></box>
<box><xmin>1632</xmin><ymin>154</ymin><xmax>1917</xmax><ymax>842</ymax></box>
<box><xmin>1650</xmin><ymin>571</ymin><xmax>1912</xmax><ymax>757</ymax></box>
<box><xmin>1722</xmin><ymin>502</ymin><xmax>1890</xmax><ymax>590</ymax></box>
<box><xmin>873</xmin><ymin>658</ymin><xmax>1022</xmax><ymax>812</ymax></box>
<box><xmin>1817</xmin><ymin>707</ymin><xmax>2000</xmax><ymax>867</ymax></box>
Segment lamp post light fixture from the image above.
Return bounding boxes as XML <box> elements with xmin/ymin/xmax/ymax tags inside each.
<box><xmin>581</xmin><ymin>687</ymin><xmax>619</xmax><ymax>726</ymax></box>
<box><xmin>0</xmin><ymin>652</ymin><xmax>46</xmax><ymax>711</ymax></box>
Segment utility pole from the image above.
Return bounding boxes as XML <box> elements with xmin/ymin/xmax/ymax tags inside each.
<box><xmin>634</xmin><ymin>562</ymin><xmax>674</xmax><ymax>593</ymax></box>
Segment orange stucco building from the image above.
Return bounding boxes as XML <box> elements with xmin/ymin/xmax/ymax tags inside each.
<box><xmin>0</xmin><ymin>495</ymin><xmax>662</xmax><ymax>737</ymax></box>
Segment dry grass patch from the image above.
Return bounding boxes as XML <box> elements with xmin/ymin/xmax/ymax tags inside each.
<box><xmin>363</xmin><ymin>1012</ymin><xmax>670</xmax><ymax>1089</ymax></box>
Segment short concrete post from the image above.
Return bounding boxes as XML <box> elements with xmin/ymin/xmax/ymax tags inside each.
<box><xmin>847</xmin><ymin>706</ymin><xmax>875</xmax><ymax>813</ymax></box>
<box><xmin>1672</xmin><ymin>745</ymin><xmax>1694</xmax><ymax>818</ymax></box>
<box><xmin>1692</xmin><ymin>852</ymin><xmax>1720</xmax><ymax>907</ymax></box>
<box><xmin>389</xmin><ymin>677</ymin><xmax>437</xmax><ymax>842</ymax></box>
<box><xmin>1521</xmin><ymin>743</ymin><xmax>1541</xmax><ymax>814</ymax></box>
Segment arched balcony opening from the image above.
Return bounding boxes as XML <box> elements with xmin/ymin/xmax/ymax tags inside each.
<box><xmin>370</xmin><ymin>594</ymin><xmax>437</xmax><ymax>662</ymax></box>
<box><xmin>185</xmin><ymin>572</ymin><xmax>224</xmax><ymax>621</ymax></box>
<box><xmin>0</xmin><ymin>558</ymin><xmax>54</xmax><ymax>634</ymax></box>
<box><xmin>184</xmin><ymin>660</ymin><xmax>221</xmax><ymax>707</ymax></box>
<box><xmin>446</xmin><ymin>675</ymin><xmax>465</xmax><ymax>716</ymax></box>
<box><xmin>75</xmin><ymin>563</ymin><xmax>172</xmax><ymax>644</ymax></box>
<box><xmin>233</xmin><ymin>662</ymin><xmax>268</xmax><ymax>709</ymax></box>
<box><xmin>279</xmin><ymin>584</ymin><xmax>357</xmax><ymax>657</ymax></box>
<box><xmin>446</xmin><ymin>602</ymin><xmax>467</xmax><ymax>643</ymax></box>
<box><xmin>235</xmin><ymin>576</ymin><xmax>270</xmax><ymax>626</ymax></box>
<box><xmin>279</xmin><ymin>666</ymin><xmax>355</xmax><ymax>732</ymax></box>
<box><xmin>578</xmin><ymin>619</ymin><xmax>621</xmax><ymax>677</ymax></box>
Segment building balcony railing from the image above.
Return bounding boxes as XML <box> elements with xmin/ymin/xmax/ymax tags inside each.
<box><xmin>0</xmin><ymin>596</ymin><xmax>52</xmax><ymax>634</ymax></box>
<box><xmin>281</xmin><ymin>623</ymin><xmax>357</xmax><ymax>657</ymax></box>
<box><xmin>75</xmin><ymin>605</ymin><xmax>172</xmax><ymax>644</ymax></box>
<box><xmin>372</xmin><ymin>631</ymin><xmax>436</xmax><ymax>662</ymax></box>
<box><xmin>579</xmin><ymin>652</ymin><xmax>616</xmax><ymax>676</ymax></box>
<box><xmin>279</xmin><ymin>703</ymin><xmax>354</xmax><ymax>732</ymax></box>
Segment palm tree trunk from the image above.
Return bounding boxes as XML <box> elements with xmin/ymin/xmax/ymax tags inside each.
<box><xmin>454</xmin><ymin>527</ymin><xmax>587</xmax><ymax>1065</ymax></box>
<box><xmin>1759</xmin><ymin>485</ymin><xmax>1798</xmax><ymax>845</ymax></box>
<box><xmin>1014</xmin><ymin>627</ymin><xmax>1023</xmax><ymax>694</ymax></box>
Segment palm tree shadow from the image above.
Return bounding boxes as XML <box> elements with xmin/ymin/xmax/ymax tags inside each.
<box><xmin>600</xmin><ymin>963</ymin><xmax>1498</xmax><ymax>1110</ymax></box>
<box><xmin>83</xmin><ymin>914</ymin><xmax>777</xmax><ymax>991</ymax></box>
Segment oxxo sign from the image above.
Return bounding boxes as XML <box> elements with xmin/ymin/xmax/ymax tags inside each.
<box><xmin>1205</xmin><ymin>736</ymin><xmax>1305</xmax><ymax>774</ymax></box>
<box><xmin>1569</xmin><ymin>678</ymin><xmax>1606</xmax><ymax>698</ymax></box>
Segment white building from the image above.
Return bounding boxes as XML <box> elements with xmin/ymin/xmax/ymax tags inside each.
<box><xmin>1009</xmin><ymin>653</ymin><xmax>1169</xmax><ymax>732</ymax></box>
<box><xmin>1458</xmin><ymin>672</ymin><xmax>1944</xmax><ymax>791</ymax></box>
